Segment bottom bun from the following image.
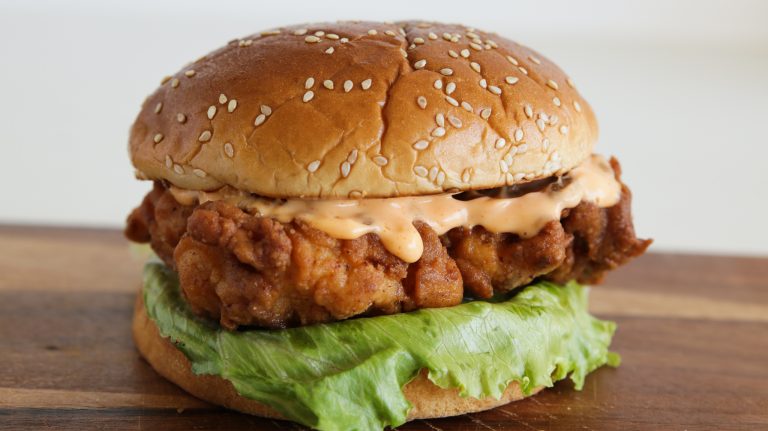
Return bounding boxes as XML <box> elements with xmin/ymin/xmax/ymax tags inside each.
<box><xmin>132</xmin><ymin>293</ymin><xmax>540</xmax><ymax>421</ymax></box>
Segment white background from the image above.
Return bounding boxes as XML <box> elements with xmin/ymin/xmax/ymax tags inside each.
<box><xmin>1</xmin><ymin>0</ymin><xmax>766</xmax><ymax>255</ymax></box>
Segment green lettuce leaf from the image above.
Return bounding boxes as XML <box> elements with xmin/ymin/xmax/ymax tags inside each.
<box><xmin>143</xmin><ymin>262</ymin><xmax>618</xmax><ymax>431</ymax></box>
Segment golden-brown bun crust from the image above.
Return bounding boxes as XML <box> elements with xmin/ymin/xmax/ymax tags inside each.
<box><xmin>130</xmin><ymin>21</ymin><xmax>597</xmax><ymax>198</ymax></box>
<box><xmin>132</xmin><ymin>293</ymin><xmax>539</xmax><ymax>421</ymax></box>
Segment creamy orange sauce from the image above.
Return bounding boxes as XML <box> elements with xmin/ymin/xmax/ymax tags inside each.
<box><xmin>170</xmin><ymin>155</ymin><xmax>620</xmax><ymax>263</ymax></box>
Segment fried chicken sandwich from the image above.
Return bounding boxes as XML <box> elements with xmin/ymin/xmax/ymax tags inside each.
<box><xmin>126</xmin><ymin>21</ymin><xmax>650</xmax><ymax>431</ymax></box>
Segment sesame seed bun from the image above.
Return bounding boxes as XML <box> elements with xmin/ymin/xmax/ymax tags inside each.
<box><xmin>130</xmin><ymin>20</ymin><xmax>597</xmax><ymax>198</ymax></box>
<box><xmin>132</xmin><ymin>293</ymin><xmax>540</xmax><ymax>421</ymax></box>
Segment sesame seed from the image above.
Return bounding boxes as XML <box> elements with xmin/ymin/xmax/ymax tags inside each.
<box><xmin>499</xmin><ymin>160</ymin><xmax>509</xmax><ymax>173</ymax></box>
<box><xmin>536</xmin><ymin>118</ymin><xmax>546</xmax><ymax>131</ymax></box>
<box><xmin>448</xmin><ymin>115</ymin><xmax>462</xmax><ymax>128</ymax></box>
<box><xmin>529</xmin><ymin>55</ymin><xmax>541</xmax><ymax>65</ymax></box>
<box><xmin>448</xmin><ymin>50</ymin><xmax>459</xmax><ymax>58</ymax></box>
<box><xmin>305</xmin><ymin>35</ymin><xmax>320</xmax><ymax>43</ymax></box>
<box><xmin>470</xmin><ymin>42</ymin><xmax>483</xmax><ymax>50</ymax></box>
<box><xmin>262</xmin><ymin>30</ymin><xmax>281</xmax><ymax>36</ymax></box>
<box><xmin>470</xmin><ymin>62</ymin><xmax>481</xmax><ymax>73</ymax></box>
<box><xmin>445</xmin><ymin>96</ymin><xmax>459</xmax><ymax>106</ymax></box>
<box><xmin>518</xmin><ymin>143</ymin><xmax>529</xmax><ymax>153</ymax></box>
<box><xmin>429</xmin><ymin>166</ymin><xmax>438</xmax><ymax>182</ymax></box>
<box><xmin>560</xmin><ymin>125</ymin><xmax>569</xmax><ymax>134</ymax></box>
<box><xmin>153</xmin><ymin>133</ymin><xmax>163</xmax><ymax>144</ymax></box>
<box><xmin>307</xmin><ymin>160</ymin><xmax>321</xmax><ymax>173</ymax></box>
<box><xmin>339</xmin><ymin>161</ymin><xmax>351</xmax><ymax>178</ymax></box>
<box><xmin>364</xmin><ymin>29</ymin><xmax>376</xmax><ymax>35</ymax></box>
<box><xmin>361</xmin><ymin>79</ymin><xmax>372</xmax><ymax>90</ymax></box>
<box><xmin>417</xmin><ymin>96</ymin><xmax>427</xmax><ymax>109</ymax></box>
<box><xmin>461</xmin><ymin>101</ymin><xmax>473</xmax><ymax>112</ymax></box>
<box><xmin>436</xmin><ymin>171</ymin><xmax>446</xmax><ymax>185</ymax></box>
<box><xmin>303</xmin><ymin>90</ymin><xmax>314</xmax><ymax>102</ymax></box>
<box><xmin>219</xmin><ymin>94</ymin><xmax>227</xmax><ymax>104</ymax></box>
<box><xmin>518</xmin><ymin>66</ymin><xmax>528</xmax><ymax>75</ymax></box>
<box><xmin>542</xmin><ymin>139</ymin><xmax>550</xmax><ymax>152</ymax></box>
<box><xmin>193</xmin><ymin>168</ymin><xmax>207</xmax><ymax>178</ymax></box>
<box><xmin>176</xmin><ymin>113</ymin><xmax>186</xmax><ymax>123</ymax></box>
<box><xmin>514</xmin><ymin>129</ymin><xmax>524</xmax><ymax>142</ymax></box>
<box><xmin>198</xmin><ymin>130</ymin><xmax>212</xmax><ymax>142</ymax></box>
<box><xmin>428</xmin><ymin>32</ymin><xmax>438</xmax><ymax>40</ymax></box>
<box><xmin>414</xmin><ymin>59</ymin><xmax>427</xmax><ymax>69</ymax></box>
<box><xmin>399</xmin><ymin>48</ymin><xmax>407</xmax><ymax>57</ymax></box>
<box><xmin>413</xmin><ymin>140</ymin><xmax>429</xmax><ymax>150</ymax></box>
<box><xmin>553</xmin><ymin>97</ymin><xmax>561</xmax><ymax>107</ymax></box>
<box><xmin>550</xmin><ymin>114</ymin><xmax>559</xmax><ymax>125</ymax></box>
<box><xmin>480</xmin><ymin>108</ymin><xmax>491</xmax><ymax>119</ymax></box>
<box><xmin>495</xmin><ymin>138</ymin><xmax>506</xmax><ymax>149</ymax></box>
<box><xmin>539</xmin><ymin>112</ymin><xmax>549</xmax><ymax>122</ymax></box>
<box><xmin>165</xmin><ymin>155</ymin><xmax>173</xmax><ymax>168</ymax></box>
<box><xmin>466</xmin><ymin>31</ymin><xmax>479</xmax><ymax>39</ymax></box>
<box><xmin>340</xmin><ymin>37</ymin><xmax>350</xmax><ymax>43</ymax></box>
<box><xmin>170</xmin><ymin>78</ymin><xmax>179</xmax><ymax>88</ymax></box>
<box><xmin>254</xmin><ymin>114</ymin><xmax>266</xmax><ymax>126</ymax></box>
<box><xmin>442</xmin><ymin>33</ymin><xmax>452</xmax><ymax>40</ymax></box>
<box><xmin>504</xmin><ymin>153</ymin><xmax>514</xmax><ymax>165</ymax></box>
<box><xmin>305</xmin><ymin>77</ymin><xmax>315</xmax><ymax>89</ymax></box>
<box><xmin>294</xmin><ymin>28</ymin><xmax>308</xmax><ymax>35</ymax></box>
<box><xmin>228</xmin><ymin>99</ymin><xmax>237</xmax><ymax>113</ymax></box>
<box><xmin>567</xmin><ymin>77</ymin><xmax>576</xmax><ymax>88</ymax></box>
<box><xmin>434</xmin><ymin>79</ymin><xmax>443</xmax><ymax>90</ymax></box>
<box><xmin>546</xmin><ymin>79</ymin><xmax>559</xmax><ymax>90</ymax></box>
<box><xmin>344</xmin><ymin>80</ymin><xmax>353</xmax><ymax>92</ymax></box>
<box><xmin>524</xmin><ymin>105</ymin><xmax>533</xmax><ymax>118</ymax></box>
<box><xmin>161</xmin><ymin>76</ymin><xmax>171</xmax><ymax>85</ymax></box>
<box><xmin>461</xmin><ymin>169</ymin><xmax>471</xmax><ymax>182</ymax></box>
<box><xmin>486</xmin><ymin>39</ymin><xmax>498</xmax><ymax>48</ymax></box>
<box><xmin>573</xmin><ymin>100</ymin><xmax>582</xmax><ymax>112</ymax></box>
<box><xmin>440</xmin><ymin>68</ymin><xmax>453</xmax><ymax>76</ymax></box>
<box><xmin>414</xmin><ymin>37</ymin><xmax>425</xmax><ymax>44</ymax></box>
<box><xmin>506</xmin><ymin>56</ymin><xmax>519</xmax><ymax>66</ymax></box>
<box><xmin>414</xmin><ymin>165</ymin><xmax>428</xmax><ymax>177</ymax></box>
<box><xmin>385</xmin><ymin>30</ymin><xmax>396</xmax><ymax>37</ymax></box>
<box><xmin>325</xmin><ymin>47</ymin><xmax>334</xmax><ymax>54</ymax></box>
<box><xmin>457</xmin><ymin>49</ymin><xmax>469</xmax><ymax>59</ymax></box>
<box><xmin>446</xmin><ymin>82</ymin><xmax>456</xmax><ymax>95</ymax></box>
<box><xmin>488</xmin><ymin>85</ymin><xmax>502</xmax><ymax>95</ymax></box>
<box><xmin>505</xmin><ymin>76</ymin><xmax>519</xmax><ymax>85</ymax></box>
<box><xmin>373</xmin><ymin>155</ymin><xmax>389</xmax><ymax>166</ymax></box>
<box><xmin>224</xmin><ymin>142</ymin><xmax>234</xmax><ymax>157</ymax></box>
<box><xmin>173</xmin><ymin>164</ymin><xmax>184</xmax><ymax>175</ymax></box>
<box><xmin>347</xmin><ymin>149</ymin><xmax>358</xmax><ymax>164</ymax></box>
<box><xmin>154</xmin><ymin>102</ymin><xmax>163</xmax><ymax>114</ymax></box>
<box><xmin>184</xmin><ymin>70</ymin><xmax>196</xmax><ymax>77</ymax></box>
<box><xmin>436</xmin><ymin>113</ymin><xmax>445</xmax><ymax>127</ymax></box>
<box><xmin>261</xmin><ymin>105</ymin><xmax>272</xmax><ymax>116</ymax></box>
<box><xmin>478</xmin><ymin>79</ymin><xmax>488</xmax><ymax>89</ymax></box>
<box><xmin>207</xmin><ymin>105</ymin><xmax>217</xmax><ymax>120</ymax></box>
<box><xmin>323</xmin><ymin>80</ymin><xmax>334</xmax><ymax>90</ymax></box>
<box><xmin>509</xmin><ymin>146</ymin><xmax>518</xmax><ymax>156</ymax></box>
<box><xmin>432</xmin><ymin>127</ymin><xmax>446</xmax><ymax>137</ymax></box>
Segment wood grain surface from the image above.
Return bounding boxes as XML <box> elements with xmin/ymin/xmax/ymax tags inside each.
<box><xmin>1</xmin><ymin>225</ymin><xmax>766</xmax><ymax>430</ymax></box>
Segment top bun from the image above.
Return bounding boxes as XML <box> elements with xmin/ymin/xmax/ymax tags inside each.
<box><xmin>130</xmin><ymin>21</ymin><xmax>597</xmax><ymax>199</ymax></box>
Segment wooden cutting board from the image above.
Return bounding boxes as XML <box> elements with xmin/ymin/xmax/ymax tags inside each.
<box><xmin>1</xmin><ymin>225</ymin><xmax>766</xmax><ymax>430</ymax></box>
